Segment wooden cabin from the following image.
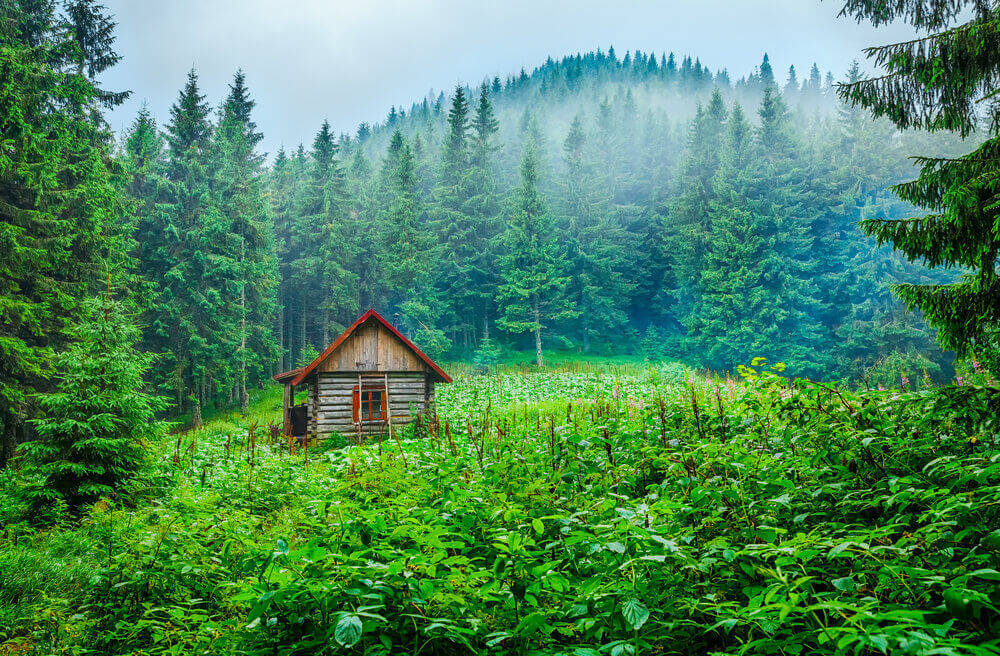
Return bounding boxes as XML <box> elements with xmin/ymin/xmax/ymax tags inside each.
<box><xmin>273</xmin><ymin>309</ymin><xmax>452</xmax><ymax>440</ymax></box>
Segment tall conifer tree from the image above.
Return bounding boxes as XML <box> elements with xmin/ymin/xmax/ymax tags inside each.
<box><xmin>1</xmin><ymin>0</ymin><xmax>131</xmax><ymax>466</ymax></box>
<box><xmin>154</xmin><ymin>68</ymin><xmax>226</xmax><ymax>426</ymax></box>
<box><xmin>840</xmin><ymin>0</ymin><xmax>1000</xmax><ymax>373</ymax></box>
<box><xmin>498</xmin><ymin>142</ymin><xmax>577</xmax><ymax>366</ymax></box>
<box><xmin>560</xmin><ymin>115</ymin><xmax>634</xmax><ymax>352</ymax></box>
<box><xmin>213</xmin><ymin>70</ymin><xmax>278</xmax><ymax>407</ymax></box>
<box><xmin>433</xmin><ymin>85</ymin><xmax>479</xmax><ymax>349</ymax></box>
<box><xmin>667</xmin><ymin>89</ymin><xmax>728</xmax><ymax>328</ymax></box>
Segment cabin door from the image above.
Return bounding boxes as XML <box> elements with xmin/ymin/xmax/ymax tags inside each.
<box><xmin>290</xmin><ymin>405</ymin><xmax>308</xmax><ymax>436</ymax></box>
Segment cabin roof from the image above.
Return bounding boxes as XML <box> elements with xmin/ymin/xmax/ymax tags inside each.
<box><xmin>272</xmin><ymin>309</ymin><xmax>452</xmax><ymax>386</ymax></box>
<box><xmin>273</xmin><ymin>366</ymin><xmax>303</xmax><ymax>384</ymax></box>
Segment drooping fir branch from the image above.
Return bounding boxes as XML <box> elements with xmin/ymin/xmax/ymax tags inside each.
<box><xmin>840</xmin><ymin>11</ymin><xmax>1000</xmax><ymax>135</ymax></box>
<box><xmin>891</xmin><ymin>139</ymin><xmax>1000</xmax><ymax>208</ymax></box>
<box><xmin>893</xmin><ymin>277</ymin><xmax>1000</xmax><ymax>355</ymax></box>
<box><xmin>838</xmin><ymin>0</ymin><xmax>993</xmax><ymax>30</ymax></box>
<box><xmin>859</xmin><ymin>125</ymin><xmax>1000</xmax><ymax>271</ymax></box>
<box><xmin>62</xmin><ymin>0</ymin><xmax>131</xmax><ymax>108</ymax></box>
<box><xmin>842</xmin><ymin>0</ymin><xmax>1000</xmax><ymax>371</ymax></box>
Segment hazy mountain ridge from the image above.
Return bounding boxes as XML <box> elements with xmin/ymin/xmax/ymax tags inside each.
<box><xmin>263</xmin><ymin>48</ymin><xmax>962</xmax><ymax>381</ymax></box>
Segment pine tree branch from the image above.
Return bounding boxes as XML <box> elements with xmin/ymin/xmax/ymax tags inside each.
<box><xmin>838</xmin><ymin>9</ymin><xmax>1000</xmax><ymax>136</ymax></box>
<box><xmin>838</xmin><ymin>0</ymin><xmax>992</xmax><ymax>30</ymax></box>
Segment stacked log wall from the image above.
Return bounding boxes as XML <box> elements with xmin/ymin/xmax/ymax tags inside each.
<box><xmin>310</xmin><ymin>371</ymin><xmax>435</xmax><ymax>438</ymax></box>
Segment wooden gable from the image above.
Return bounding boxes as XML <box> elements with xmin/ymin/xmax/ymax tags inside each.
<box><xmin>316</xmin><ymin>318</ymin><xmax>426</xmax><ymax>373</ymax></box>
<box><xmin>284</xmin><ymin>309</ymin><xmax>452</xmax><ymax>386</ymax></box>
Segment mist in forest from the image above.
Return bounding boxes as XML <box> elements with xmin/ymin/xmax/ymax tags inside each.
<box><xmin>99</xmin><ymin>0</ymin><xmax>921</xmax><ymax>155</ymax></box>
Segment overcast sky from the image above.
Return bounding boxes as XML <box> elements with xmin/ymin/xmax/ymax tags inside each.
<box><xmin>100</xmin><ymin>1</ymin><xmax>918</xmax><ymax>156</ymax></box>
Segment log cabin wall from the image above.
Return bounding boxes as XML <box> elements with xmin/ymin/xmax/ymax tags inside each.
<box><xmin>309</xmin><ymin>376</ymin><xmax>319</xmax><ymax>437</ymax></box>
<box><xmin>310</xmin><ymin>371</ymin><xmax>435</xmax><ymax>438</ymax></box>
<box><xmin>275</xmin><ymin>310</ymin><xmax>450</xmax><ymax>441</ymax></box>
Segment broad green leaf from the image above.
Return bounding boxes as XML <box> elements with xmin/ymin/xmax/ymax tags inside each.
<box><xmin>621</xmin><ymin>598</ymin><xmax>649</xmax><ymax>631</ymax></box>
<box><xmin>969</xmin><ymin>568</ymin><xmax>1000</xmax><ymax>581</ymax></box>
<box><xmin>335</xmin><ymin>613</ymin><xmax>363</xmax><ymax>647</ymax></box>
<box><xmin>828</xmin><ymin>542</ymin><xmax>852</xmax><ymax>558</ymax></box>
<box><xmin>831</xmin><ymin>576</ymin><xmax>855</xmax><ymax>592</ymax></box>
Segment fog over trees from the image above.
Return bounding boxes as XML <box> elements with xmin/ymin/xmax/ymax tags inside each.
<box><xmin>223</xmin><ymin>50</ymin><xmax>962</xmax><ymax>389</ymax></box>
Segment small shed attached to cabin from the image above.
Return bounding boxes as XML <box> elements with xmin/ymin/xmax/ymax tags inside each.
<box><xmin>273</xmin><ymin>309</ymin><xmax>452</xmax><ymax>440</ymax></box>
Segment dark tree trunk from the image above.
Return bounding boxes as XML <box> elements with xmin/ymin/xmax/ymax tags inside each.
<box><xmin>278</xmin><ymin>300</ymin><xmax>285</xmax><ymax>372</ymax></box>
<box><xmin>192</xmin><ymin>375</ymin><xmax>203</xmax><ymax>428</ymax></box>
<box><xmin>0</xmin><ymin>411</ymin><xmax>17</xmax><ymax>470</ymax></box>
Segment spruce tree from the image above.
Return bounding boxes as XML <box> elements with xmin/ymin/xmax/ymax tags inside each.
<box><xmin>757</xmin><ymin>53</ymin><xmax>775</xmax><ymax>89</ymax></box>
<box><xmin>470</xmin><ymin>82</ymin><xmax>499</xmax><ymax>171</ymax></box>
<box><xmin>213</xmin><ymin>70</ymin><xmax>278</xmax><ymax>408</ymax></box>
<box><xmin>682</xmin><ymin>91</ymin><xmax>829</xmax><ymax>375</ymax></box>
<box><xmin>344</xmin><ymin>146</ymin><xmax>381</xmax><ymax>313</ymax></box>
<box><xmin>807</xmin><ymin>62</ymin><xmax>943</xmax><ymax>378</ymax></box>
<box><xmin>464</xmin><ymin>83</ymin><xmax>503</xmax><ymax>341</ymax></box>
<box><xmin>442</xmin><ymin>85</ymin><xmax>470</xmax><ymax>188</ymax></box>
<box><xmin>432</xmin><ymin>86</ymin><xmax>478</xmax><ymax>350</ymax></box>
<box><xmin>686</xmin><ymin>102</ymin><xmax>769</xmax><ymax>368</ymax></box>
<box><xmin>62</xmin><ymin>0</ymin><xmax>128</xmax><ymax>108</ymax></box>
<box><xmin>154</xmin><ymin>68</ymin><xmax>229</xmax><ymax>425</ymax></box>
<box><xmin>288</xmin><ymin>121</ymin><xmax>357</xmax><ymax>349</ymax></box>
<box><xmin>1</xmin><ymin>0</ymin><xmax>131</xmax><ymax>467</ymax></box>
<box><xmin>784</xmin><ymin>65</ymin><xmax>799</xmax><ymax>95</ymax></box>
<box><xmin>380</xmin><ymin>132</ymin><xmax>435</xmax><ymax>304</ymax></box>
<box><xmin>840</xmin><ymin>0</ymin><xmax>1000</xmax><ymax>373</ymax></box>
<box><xmin>268</xmin><ymin>146</ymin><xmax>292</xmax><ymax>371</ymax></box>
<box><xmin>380</xmin><ymin>131</ymin><xmax>448</xmax><ymax>356</ymax></box>
<box><xmin>497</xmin><ymin>142</ymin><xmax>577</xmax><ymax>366</ymax></box>
<box><xmin>666</xmin><ymin>89</ymin><xmax>728</xmax><ymax>330</ymax></box>
<box><xmin>753</xmin><ymin>89</ymin><xmax>828</xmax><ymax>373</ymax></box>
<box><xmin>23</xmin><ymin>291</ymin><xmax>166</xmax><ymax>514</ymax></box>
<box><xmin>123</xmin><ymin>105</ymin><xmax>166</xmax><ymax>318</ymax></box>
<box><xmin>559</xmin><ymin>114</ymin><xmax>634</xmax><ymax>352</ymax></box>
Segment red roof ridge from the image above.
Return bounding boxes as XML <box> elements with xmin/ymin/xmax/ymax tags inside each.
<box><xmin>284</xmin><ymin>309</ymin><xmax>451</xmax><ymax>386</ymax></box>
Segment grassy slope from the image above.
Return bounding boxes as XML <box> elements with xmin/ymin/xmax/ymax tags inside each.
<box><xmin>1</xmin><ymin>361</ymin><xmax>999</xmax><ymax>655</ymax></box>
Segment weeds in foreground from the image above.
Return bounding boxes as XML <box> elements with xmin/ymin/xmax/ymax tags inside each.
<box><xmin>1</xmin><ymin>362</ymin><xmax>999</xmax><ymax>655</ymax></box>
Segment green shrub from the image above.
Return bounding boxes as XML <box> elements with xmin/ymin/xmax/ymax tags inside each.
<box><xmin>472</xmin><ymin>337</ymin><xmax>502</xmax><ymax>372</ymax></box>
<box><xmin>864</xmin><ymin>350</ymin><xmax>943</xmax><ymax>390</ymax></box>
<box><xmin>20</xmin><ymin>296</ymin><xmax>167</xmax><ymax>515</ymax></box>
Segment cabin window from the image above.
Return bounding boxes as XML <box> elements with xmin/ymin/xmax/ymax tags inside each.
<box><xmin>353</xmin><ymin>385</ymin><xmax>387</xmax><ymax>423</ymax></box>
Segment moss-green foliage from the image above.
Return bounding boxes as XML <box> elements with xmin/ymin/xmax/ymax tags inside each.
<box><xmin>841</xmin><ymin>1</ymin><xmax>1000</xmax><ymax>375</ymax></box>
<box><xmin>21</xmin><ymin>295</ymin><xmax>167</xmax><ymax>513</ymax></box>
<box><xmin>2</xmin><ymin>363</ymin><xmax>1000</xmax><ymax>655</ymax></box>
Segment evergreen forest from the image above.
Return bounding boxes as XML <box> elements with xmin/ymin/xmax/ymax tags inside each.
<box><xmin>3</xmin><ymin>1</ymin><xmax>1000</xmax><ymax>654</ymax></box>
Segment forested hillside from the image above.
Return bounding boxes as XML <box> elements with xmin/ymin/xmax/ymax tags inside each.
<box><xmin>118</xmin><ymin>46</ymin><xmax>971</xmax><ymax>422</ymax></box>
<box><xmin>0</xmin><ymin>0</ymin><xmax>980</xmax><ymax>444</ymax></box>
<box><xmin>4</xmin><ymin>1</ymin><xmax>1000</xmax><ymax>654</ymax></box>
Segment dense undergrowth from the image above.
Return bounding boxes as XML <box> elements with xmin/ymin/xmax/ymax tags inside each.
<box><xmin>2</xmin><ymin>360</ymin><xmax>1000</xmax><ymax>655</ymax></box>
